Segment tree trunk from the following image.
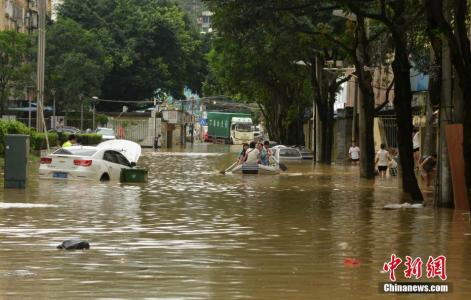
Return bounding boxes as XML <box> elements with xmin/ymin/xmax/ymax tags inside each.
<box><xmin>438</xmin><ymin>40</ymin><xmax>453</xmax><ymax>206</ymax></box>
<box><xmin>357</xmin><ymin>83</ymin><xmax>376</xmax><ymax>178</ymax></box>
<box><xmin>422</xmin><ymin>95</ymin><xmax>435</xmax><ymax>157</ymax></box>
<box><xmin>354</xmin><ymin>15</ymin><xmax>375</xmax><ymax>179</ymax></box>
<box><xmin>321</xmin><ymin>104</ymin><xmax>334</xmax><ymax>164</ymax></box>
<box><xmin>391</xmin><ymin>31</ymin><xmax>423</xmax><ymax>202</ymax></box>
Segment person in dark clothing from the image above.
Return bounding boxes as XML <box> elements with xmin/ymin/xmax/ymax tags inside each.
<box><xmin>237</xmin><ymin>143</ymin><xmax>249</xmax><ymax>164</ymax></box>
<box><xmin>420</xmin><ymin>154</ymin><xmax>437</xmax><ymax>187</ymax></box>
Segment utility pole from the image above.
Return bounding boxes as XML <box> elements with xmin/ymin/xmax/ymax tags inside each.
<box><xmin>36</xmin><ymin>0</ymin><xmax>46</xmax><ymax>132</ymax></box>
<box><xmin>79</xmin><ymin>94</ymin><xmax>84</xmax><ymax>131</ymax></box>
<box><xmin>190</xmin><ymin>97</ymin><xmax>194</xmax><ymax>144</ymax></box>
<box><xmin>153</xmin><ymin>97</ymin><xmax>157</xmax><ymax>149</ymax></box>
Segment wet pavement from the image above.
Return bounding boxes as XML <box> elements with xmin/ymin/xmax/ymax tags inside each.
<box><xmin>0</xmin><ymin>144</ymin><xmax>470</xmax><ymax>299</ymax></box>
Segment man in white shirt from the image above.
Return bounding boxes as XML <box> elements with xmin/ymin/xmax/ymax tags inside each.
<box><xmin>412</xmin><ymin>128</ymin><xmax>420</xmax><ymax>169</ymax></box>
<box><xmin>348</xmin><ymin>141</ymin><xmax>360</xmax><ymax>165</ymax></box>
<box><xmin>245</xmin><ymin>142</ymin><xmax>260</xmax><ymax>164</ymax></box>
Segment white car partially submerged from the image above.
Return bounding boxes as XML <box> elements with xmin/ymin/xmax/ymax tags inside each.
<box><xmin>39</xmin><ymin>140</ymin><xmax>141</xmax><ymax>181</ymax></box>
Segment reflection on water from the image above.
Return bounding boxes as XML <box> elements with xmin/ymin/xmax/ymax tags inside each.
<box><xmin>0</xmin><ymin>144</ymin><xmax>470</xmax><ymax>299</ymax></box>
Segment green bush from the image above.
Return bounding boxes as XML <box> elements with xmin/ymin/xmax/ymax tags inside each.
<box><xmin>56</xmin><ymin>133</ymin><xmax>102</xmax><ymax>146</ymax></box>
<box><xmin>96</xmin><ymin>114</ymin><xmax>108</xmax><ymax>126</ymax></box>
<box><xmin>78</xmin><ymin>134</ymin><xmax>102</xmax><ymax>145</ymax></box>
<box><xmin>30</xmin><ymin>132</ymin><xmax>58</xmax><ymax>151</ymax></box>
<box><xmin>0</xmin><ymin>120</ymin><xmax>33</xmax><ymax>155</ymax></box>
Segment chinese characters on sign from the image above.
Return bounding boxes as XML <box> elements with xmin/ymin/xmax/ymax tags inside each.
<box><xmin>383</xmin><ymin>254</ymin><xmax>447</xmax><ymax>282</ymax></box>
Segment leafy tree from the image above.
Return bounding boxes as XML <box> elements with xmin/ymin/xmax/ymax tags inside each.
<box><xmin>427</xmin><ymin>0</ymin><xmax>471</xmax><ymax>208</ymax></box>
<box><xmin>45</xmin><ymin>18</ymin><xmax>109</xmax><ymax>113</ymax></box>
<box><xmin>203</xmin><ymin>13</ymin><xmax>313</xmax><ymax>144</ymax></box>
<box><xmin>344</xmin><ymin>0</ymin><xmax>425</xmax><ymax>202</ymax></box>
<box><xmin>58</xmin><ymin>0</ymin><xmax>207</xmax><ymax>106</ymax></box>
<box><xmin>0</xmin><ymin>31</ymin><xmax>34</xmax><ymax>116</ymax></box>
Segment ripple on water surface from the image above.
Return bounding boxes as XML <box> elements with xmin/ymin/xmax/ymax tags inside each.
<box><xmin>0</xmin><ymin>145</ymin><xmax>470</xmax><ymax>299</ymax></box>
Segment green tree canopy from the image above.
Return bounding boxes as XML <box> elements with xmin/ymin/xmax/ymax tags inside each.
<box><xmin>58</xmin><ymin>0</ymin><xmax>207</xmax><ymax>103</ymax></box>
<box><xmin>46</xmin><ymin>17</ymin><xmax>109</xmax><ymax>111</ymax></box>
<box><xmin>0</xmin><ymin>30</ymin><xmax>34</xmax><ymax>115</ymax></box>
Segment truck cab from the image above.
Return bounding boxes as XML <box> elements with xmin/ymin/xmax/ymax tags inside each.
<box><xmin>230</xmin><ymin>117</ymin><xmax>254</xmax><ymax>144</ymax></box>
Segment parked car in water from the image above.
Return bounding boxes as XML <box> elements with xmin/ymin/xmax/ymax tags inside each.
<box><xmin>271</xmin><ymin>145</ymin><xmax>313</xmax><ymax>161</ymax></box>
<box><xmin>48</xmin><ymin>126</ymin><xmax>81</xmax><ymax>134</ymax></box>
<box><xmin>39</xmin><ymin>140</ymin><xmax>141</xmax><ymax>181</ymax></box>
<box><xmin>95</xmin><ymin>127</ymin><xmax>116</xmax><ymax>140</ymax></box>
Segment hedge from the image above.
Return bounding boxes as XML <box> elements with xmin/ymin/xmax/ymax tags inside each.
<box><xmin>58</xmin><ymin>133</ymin><xmax>102</xmax><ymax>146</ymax></box>
<box><xmin>0</xmin><ymin>120</ymin><xmax>32</xmax><ymax>155</ymax></box>
<box><xmin>77</xmin><ymin>134</ymin><xmax>102</xmax><ymax>145</ymax></box>
<box><xmin>0</xmin><ymin>120</ymin><xmax>104</xmax><ymax>156</ymax></box>
<box><xmin>30</xmin><ymin>132</ymin><xmax>59</xmax><ymax>151</ymax></box>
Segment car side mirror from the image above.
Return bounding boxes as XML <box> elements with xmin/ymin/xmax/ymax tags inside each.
<box><xmin>130</xmin><ymin>162</ymin><xmax>136</xmax><ymax>168</ymax></box>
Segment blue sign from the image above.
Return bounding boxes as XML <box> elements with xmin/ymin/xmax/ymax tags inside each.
<box><xmin>199</xmin><ymin>118</ymin><xmax>208</xmax><ymax>126</ymax></box>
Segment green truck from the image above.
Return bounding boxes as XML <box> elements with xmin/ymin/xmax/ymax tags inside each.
<box><xmin>207</xmin><ymin>112</ymin><xmax>254</xmax><ymax>144</ymax></box>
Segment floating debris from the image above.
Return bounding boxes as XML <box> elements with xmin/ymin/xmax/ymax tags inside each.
<box><xmin>57</xmin><ymin>240</ymin><xmax>90</xmax><ymax>250</ymax></box>
<box><xmin>383</xmin><ymin>203</ymin><xmax>424</xmax><ymax>210</ymax></box>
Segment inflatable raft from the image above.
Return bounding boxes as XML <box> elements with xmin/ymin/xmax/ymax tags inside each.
<box><xmin>230</xmin><ymin>163</ymin><xmax>280</xmax><ymax>175</ymax></box>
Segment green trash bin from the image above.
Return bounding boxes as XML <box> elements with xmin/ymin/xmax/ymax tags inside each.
<box><xmin>120</xmin><ymin>168</ymin><xmax>148</xmax><ymax>183</ymax></box>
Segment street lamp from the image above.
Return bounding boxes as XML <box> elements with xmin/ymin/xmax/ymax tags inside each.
<box><xmin>92</xmin><ymin>96</ymin><xmax>98</xmax><ymax>130</ymax></box>
<box><xmin>79</xmin><ymin>93</ymin><xmax>84</xmax><ymax>131</ymax></box>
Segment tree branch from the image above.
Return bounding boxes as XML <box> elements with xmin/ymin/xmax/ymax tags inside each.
<box><xmin>375</xmin><ymin>78</ymin><xmax>394</xmax><ymax>112</ymax></box>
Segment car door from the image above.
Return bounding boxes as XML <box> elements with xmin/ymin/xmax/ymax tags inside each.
<box><xmin>102</xmin><ymin>151</ymin><xmax>122</xmax><ymax>180</ymax></box>
<box><xmin>115</xmin><ymin>152</ymin><xmax>132</xmax><ymax>169</ymax></box>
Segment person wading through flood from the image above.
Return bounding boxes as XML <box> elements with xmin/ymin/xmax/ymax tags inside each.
<box><xmin>419</xmin><ymin>154</ymin><xmax>437</xmax><ymax>187</ymax></box>
<box><xmin>244</xmin><ymin>141</ymin><xmax>260</xmax><ymax>164</ymax></box>
<box><xmin>412</xmin><ymin>128</ymin><xmax>421</xmax><ymax>170</ymax></box>
<box><xmin>375</xmin><ymin>143</ymin><xmax>391</xmax><ymax>177</ymax></box>
<box><xmin>62</xmin><ymin>134</ymin><xmax>78</xmax><ymax>148</ymax></box>
<box><xmin>348</xmin><ymin>141</ymin><xmax>360</xmax><ymax>166</ymax></box>
<box><xmin>154</xmin><ymin>134</ymin><xmax>162</xmax><ymax>150</ymax></box>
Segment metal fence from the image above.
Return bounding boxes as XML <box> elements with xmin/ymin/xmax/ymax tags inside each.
<box><xmin>110</xmin><ymin>119</ymin><xmax>152</xmax><ymax>144</ymax></box>
<box><xmin>378</xmin><ymin>116</ymin><xmax>398</xmax><ymax>148</ymax></box>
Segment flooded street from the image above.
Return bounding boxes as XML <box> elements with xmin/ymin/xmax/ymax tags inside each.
<box><xmin>0</xmin><ymin>144</ymin><xmax>470</xmax><ymax>299</ymax></box>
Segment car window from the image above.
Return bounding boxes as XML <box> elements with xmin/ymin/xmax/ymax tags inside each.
<box><xmin>54</xmin><ymin>148</ymin><xmax>97</xmax><ymax>156</ymax></box>
<box><xmin>279</xmin><ymin>149</ymin><xmax>289</xmax><ymax>157</ymax></box>
<box><xmin>279</xmin><ymin>149</ymin><xmax>300</xmax><ymax>157</ymax></box>
<box><xmin>103</xmin><ymin>151</ymin><xmax>119</xmax><ymax>164</ymax></box>
<box><xmin>115</xmin><ymin>152</ymin><xmax>131</xmax><ymax>167</ymax></box>
<box><xmin>288</xmin><ymin>149</ymin><xmax>301</xmax><ymax>157</ymax></box>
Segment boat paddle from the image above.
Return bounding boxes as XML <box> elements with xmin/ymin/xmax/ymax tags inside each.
<box><xmin>272</xmin><ymin>157</ymin><xmax>288</xmax><ymax>171</ymax></box>
<box><xmin>220</xmin><ymin>161</ymin><xmax>238</xmax><ymax>174</ymax></box>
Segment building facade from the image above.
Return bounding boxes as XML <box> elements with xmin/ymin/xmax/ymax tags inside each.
<box><xmin>1</xmin><ymin>0</ymin><xmax>51</xmax><ymax>33</ymax></box>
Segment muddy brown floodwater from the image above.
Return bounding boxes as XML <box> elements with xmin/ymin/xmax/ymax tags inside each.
<box><xmin>0</xmin><ymin>144</ymin><xmax>470</xmax><ymax>299</ymax></box>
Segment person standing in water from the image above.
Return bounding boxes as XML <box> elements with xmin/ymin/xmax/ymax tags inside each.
<box><xmin>412</xmin><ymin>128</ymin><xmax>421</xmax><ymax>169</ymax></box>
<box><xmin>348</xmin><ymin>141</ymin><xmax>360</xmax><ymax>165</ymax></box>
<box><xmin>154</xmin><ymin>134</ymin><xmax>162</xmax><ymax>150</ymax></box>
<box><xmin>375</xmin><ymin>143</ymin><xmax>391</xmax><ymax>177</ymax></box>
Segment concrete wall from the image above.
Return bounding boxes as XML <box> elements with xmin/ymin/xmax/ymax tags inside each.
<box><xmin>334</xmin><ymin>111</ymin><xmax>353</xmax><ymax>163</ymax></box>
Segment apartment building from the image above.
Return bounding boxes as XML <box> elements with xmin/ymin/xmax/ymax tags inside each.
<box><xmin>0</xmin><ymin>0</ymin><xmax>51</xmax><ymax>33</ymax></box>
